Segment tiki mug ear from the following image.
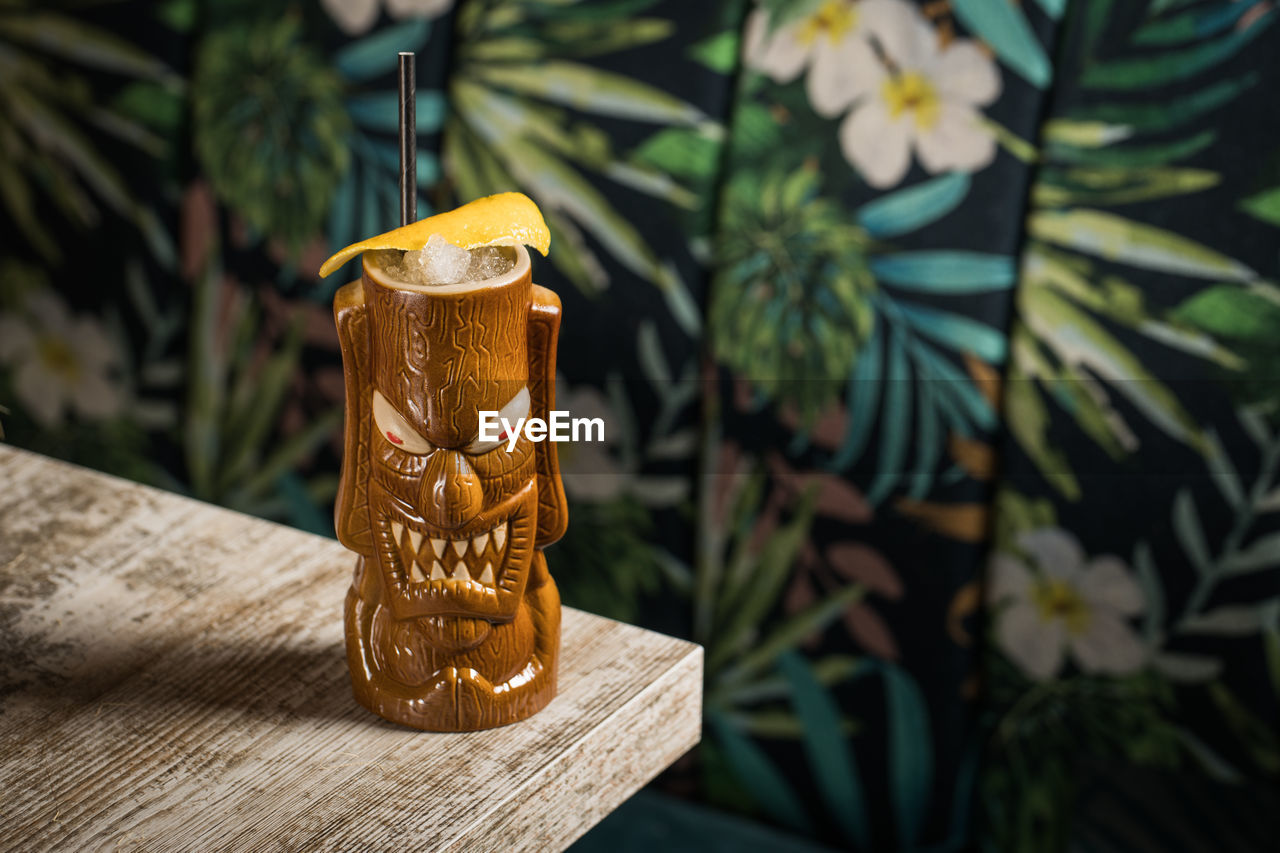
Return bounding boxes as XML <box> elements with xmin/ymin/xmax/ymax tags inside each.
<box><xmin>334</xmin><ymin>280</ymin><xmax>374</xmax><ymax>554</ymax></box>
<box><xmin>529</xmin><ymin>284</ymin><xmax>568</xmax><ymax>546</ymax></box>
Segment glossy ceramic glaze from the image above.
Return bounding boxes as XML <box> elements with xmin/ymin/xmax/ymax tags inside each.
<box><xmin>333</xmin><ymin>245</ymin><xmax>566</xmax><ymax>731</ymax></box>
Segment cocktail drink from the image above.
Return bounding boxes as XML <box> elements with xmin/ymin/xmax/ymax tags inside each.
<box><xmin>322</xmin><ymin>195</ymin><xmax>566</xmax><ymax>731</ymax></box>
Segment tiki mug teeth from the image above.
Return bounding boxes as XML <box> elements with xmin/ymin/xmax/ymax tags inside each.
<box><xmin>332</xmin><ymin>245</ymin><xmax>567</xmax><ymax>731</ymax></box>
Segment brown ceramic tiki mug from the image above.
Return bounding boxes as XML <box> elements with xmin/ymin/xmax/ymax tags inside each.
<box><xmin>331</xmin><ymin>242</ymin><xmax>566</xmax><ymax>732</ymax></box>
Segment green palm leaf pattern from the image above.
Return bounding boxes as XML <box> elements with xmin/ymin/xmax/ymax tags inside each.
<box><xmin>184</xmin><ymin>237</ymin><xmax>340</xmax><ymax>525</ymax></box>
<box><xmin>443</xmin><ymin>0</ymin><xmax>707</xmax><ymax>314</ymax></box>
<box><xmin>1009</xmin><ymin>1</ymin><xmax>1271</xmax><ymax>495</ymax></box>
<box><xmin>710</xmin><ymin>160</ymin><xmax>1009</xmax><ymax>500</ymax></box>
<box><xmin>193</xmin><ymin>15</ymin><xmax>350</xmax><ymax>254</ymax></box>
<box><xmin>710</xmin><ymin>167</ymin><xmax>877</xmax><ymax>424</ymax></box>
<box><xmin>0</xmin><ymin>1</ymin><xmax>177</xmax><ymax>264</ymax></box>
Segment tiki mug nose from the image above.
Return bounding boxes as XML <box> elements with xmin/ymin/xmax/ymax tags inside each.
<box><xmin>421</xmin><ymin>449</ymin><xmax>483</xmax><ymax>529</ymax></box>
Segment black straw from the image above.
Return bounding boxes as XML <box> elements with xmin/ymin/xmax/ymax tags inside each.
<box><xmin>398</xmin><ymin>52</ymin><xmax>416</xmax><ymax>226</ymax></box>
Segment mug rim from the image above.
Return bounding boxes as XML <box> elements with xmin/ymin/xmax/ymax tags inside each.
<box><xmin>362</xmin><ymin>243</ymin><xmax>530</xmax><ymax>295</ymax></box>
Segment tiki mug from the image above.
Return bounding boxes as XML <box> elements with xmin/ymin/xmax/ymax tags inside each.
<box><xmin>332</xmin><ymin>245</ymin><xmax>566</xmax><ymax>731</ymax></box>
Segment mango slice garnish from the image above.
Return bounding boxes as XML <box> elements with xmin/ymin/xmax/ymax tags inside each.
<box><xmin>318</xmin><ymin>191</ymin><xmax>550</xmax><ymax>278</ymax></box>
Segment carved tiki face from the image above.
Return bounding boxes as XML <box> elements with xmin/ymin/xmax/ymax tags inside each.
<box><xmin>333</xmin><ymin>245</ymin><xmax>566</xmax><ymax>731</ymax></box>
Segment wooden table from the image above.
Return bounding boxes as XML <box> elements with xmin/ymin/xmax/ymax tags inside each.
<box><xmin>0</xmin><ymin>446</ymin><xmax>702</xmax><ymax>852</ymax></box>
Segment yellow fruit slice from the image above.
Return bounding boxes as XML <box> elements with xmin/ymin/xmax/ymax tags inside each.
<box><xmin>318</xmin><ymin>191</ymin><xmax>550</xmax><ymax>278</ymax></box>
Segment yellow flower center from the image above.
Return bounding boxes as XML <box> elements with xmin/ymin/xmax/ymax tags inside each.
<box><xmin>1031</xmin><ymin>578</ymin><xmax>1091</xmax><ymax>635</ymax></box>
<box><xmin>38</xmin><ymin>337</ymin><xmax>80</xmax><ymax>382</ymax></box>
<box><xmin>882</xmin><ymin>72</ymin><xmax>941</xmax><ymax>130</ymax></box>
<box><xmin>798</xmin><ymin>1</ymin><xmax>857</xmax><ymax>46</ymax></box>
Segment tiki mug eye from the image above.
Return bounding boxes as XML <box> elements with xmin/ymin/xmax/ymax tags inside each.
<box><xmin>372</xmin><ymin>390</ymin><xmax>435</xmax><ymax>455</ymax></box>
<box><xmin>465</xmin><ymin>386</ymin><xmax>530</xmax><ymax>454</ymax></box>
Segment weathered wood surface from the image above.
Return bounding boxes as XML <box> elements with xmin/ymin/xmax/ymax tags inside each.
<box><xmin>0</xmin><ymin>446</ymin><xmax>702</xmax><ymax>852</ymax></box>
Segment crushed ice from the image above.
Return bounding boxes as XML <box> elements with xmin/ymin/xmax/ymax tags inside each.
<box><xmin>377</xmin><ymin>235</ymin><xmax>517</xmax><ymax>286</ymax></box>
<box><xmin>467</xmin><ymin>246</ymin><xmax>516</xmax><ymax>280</ymax></box>
<box><xmin>411</xmin><ymin>234</ymin><xmax>471</xmax><ymax>283</ymax></box>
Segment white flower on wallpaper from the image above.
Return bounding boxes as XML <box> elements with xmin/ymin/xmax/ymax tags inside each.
<box><xmin>744</xmin><ymin>0</ymin><xmax>882</xmax><ymax>118</ymax></box>
<box><xmin>842</xmin><ymin>1</ymin><xmax>1000</xmax><ymax>187</ymax></box>
<box><xmin>0</xmin><ymin>293</ymin><xmax>124</xmax><ymax>429</ymax></box>
<box><xmin>988</xmin><ymin>528</ymin><xmax>1147</xmax><ymax>681</ymax></box>
<box><xmin>321</xmin><ymin>0</ymin><xmax>454</xmax><ymax>36</ymax></box>
<box><xmin>747</xmin><ymin>0</ymin><xmax>1001</xmax><ymax>189</ymax></box>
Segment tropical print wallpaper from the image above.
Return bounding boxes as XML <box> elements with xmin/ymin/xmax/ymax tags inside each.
<box><xmin>1</xmin><ymin>0</ymin><xmax>1277</xmax><ymax>850</ymax></box>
